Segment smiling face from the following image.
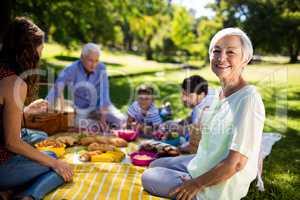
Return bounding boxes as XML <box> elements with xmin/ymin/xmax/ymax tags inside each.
<box><xmin>210</xmin><ymin>35</ymin><xmax>247</xmax><ymax>81</ymax></box>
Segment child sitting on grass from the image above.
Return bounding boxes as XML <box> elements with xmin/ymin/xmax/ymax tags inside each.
<box><xmin>179</xmin><ymin>75</ymin><xmax>215</xmax><ymax>152</ymax></box>
<box><xmin>127</xmin><ymin>85</ymin><xmax>162</xmax><ymax>136</ymax></box>
<box><xmin>181</xmin><ymin>75</ymin><xmax>214</xmax><ymax>125</ymax></box>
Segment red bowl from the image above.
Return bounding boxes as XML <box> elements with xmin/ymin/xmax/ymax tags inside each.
<box><xmin>115</xmin><ymin>129</ymin><xmax>138</xmax><ymax>141</ymax></box>
<box><xmin>130</xmin><ymin>151</ymin><xmax>157</xmax><ymax>166</ymax></box>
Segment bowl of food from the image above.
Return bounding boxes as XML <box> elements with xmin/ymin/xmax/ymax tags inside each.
<box><xmin>161</xmin><ymin>131</ymin><xmax>180</xmax><ymax>146</ymax></box>
<box><xmin>130</xmin><ymin>151</ymin><xmax>157</xmax><ymax>166</ymax></box>
<box><xmin>162</xmin><ymin>138</ymin><xmax>180</xmax><ymax>146</ymax></box>
<box><xmin>35</xmin><ymin>139</ymin><xmax>66</xmax><ymax>157</ymax></box>
<box><xmin>115</xmin><ymin>129</ymin><xmax>138</xmax><ymax>142</ymax></box>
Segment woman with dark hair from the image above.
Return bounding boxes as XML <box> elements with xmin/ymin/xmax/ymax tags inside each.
<box><xmin>0</xmin><ymin>17</ymin><xmax>73</xmax><ymax>200</ymax></box>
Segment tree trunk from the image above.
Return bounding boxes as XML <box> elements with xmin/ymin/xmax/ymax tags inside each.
<box><xmin>289</xmin><ymin>45</ymin><xmax>299</xmax><ymax>63</ymax></box>
<box><xmin>121</xmin><ymin>22</ymin><xmax>134</xmax><ymax>51</ymax></box>
<box><xmin>0</xmin><ymin>0</ymin><xmax>12</xmax><ymax>43</ymax></box>
<box><xmin>289</xmin><ymin>53</ymin><xmax>298</xmax><ymax>63</ymax></box>
<box><xmin>145</xmin><ymin>37</ymin><xmax>153</xmax><ymax>60</ymax></box>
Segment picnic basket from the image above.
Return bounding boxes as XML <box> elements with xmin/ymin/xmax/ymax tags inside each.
<box><xmin>24</xmin><ymin>95</ymin><xmax>75</xmax><ymax>135</ymax></box>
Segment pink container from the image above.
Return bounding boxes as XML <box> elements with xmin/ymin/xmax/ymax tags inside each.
<box><xmin>130</xmin><ymin>151</ymin><xmax>157</xmax><ymax>166</ymax></box>
<box><xmin>115</xmin><ymin>129</ymin><xmax>138</xmax><ymax>142</ymax></box>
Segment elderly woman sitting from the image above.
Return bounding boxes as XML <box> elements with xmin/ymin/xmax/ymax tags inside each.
<box><xmin>141</xmin><ymin>27</ymin><xmax>265</xmax><ymax>200</ymax></box>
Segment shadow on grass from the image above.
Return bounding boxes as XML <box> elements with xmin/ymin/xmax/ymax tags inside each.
<box><xmin>288</xmin><ymin>91</ymin><xmax>300</xmax><ymax>101</ymax></box>
<box><xmin>54</xmin><ymin>55</ymin><xmax>123</xmax><ymax>67</ymax></box>
<box><xmin>54</xmin><ymin>55</ymin><xmax>78</xmax><ymax>62</ymax></box>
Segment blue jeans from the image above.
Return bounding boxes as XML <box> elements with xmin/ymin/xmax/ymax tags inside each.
<box><xmin>142</xmin><ymin>155</ymin><xmax>201</xmax><ymax>200</ymax></box>
<box><xmin>21</xmin><ymin>128</ymin><xmax>48</xmax><ymax>145</ymax></box>
<box><xmin>0</xmin><ymin>152</ymin><xmax>64</xmax><ymax>200</ymax></box>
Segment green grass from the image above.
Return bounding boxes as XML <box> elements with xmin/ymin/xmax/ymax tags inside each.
<box><xmin>40</xmin><ymin>43</ymin><xmax>300</xmax><ymax>200</ymax></box>
<box><xmin>41</xmin><ymin>43</ymin><xmax>184</xmax><ymax>77</ymax></box>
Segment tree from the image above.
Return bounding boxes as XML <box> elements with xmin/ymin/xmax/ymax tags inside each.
<box><xmin>13</xmin><ymin>0</ymin><xmax>116</xmax><ymax>48</ymax></box>
<box><xmin>171</xmin><ymin>7</ymin><xmax>196</xmax><ymax>53</ymax></box>
<box><xmin>219</xmin><ymin>0</ymin><xmax>300</xmax><ymax>63</ymax></box>
<box><xmin>196</xmin><ymin>16</ymin><xmax>223</xmax><ymax>62</ymax></box>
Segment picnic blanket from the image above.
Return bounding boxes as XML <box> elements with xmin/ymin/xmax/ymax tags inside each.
<box><xmin>257</xmin><ymin>132</ymin><xmax>282</xmax><ymax>191</ymax></box>
<box><xmin>44</xmin><ymin>141</ymin><xmax>167</xmax><ymax>200</ymax></box>
<box><xmin>44</xmin><ymin>132</ymin><xmax>281</xmax><ymax>199</ymax></box>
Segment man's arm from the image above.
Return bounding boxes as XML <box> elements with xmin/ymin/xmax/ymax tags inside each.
<box><xmin>99</xmin><ymin>64</ymin><xmax>111</xmax><ymax>109</ymax></box>
<box><xmin>46</xmin><ymin>65</ymin><xmax>75</xmax><ymax>108</ymax></box>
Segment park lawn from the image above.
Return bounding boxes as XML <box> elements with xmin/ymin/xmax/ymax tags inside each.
<box><xmin>41</xmin><ymin>43</ymin><xmax>300</xmax><ymax>200</ymax></box>
<box><xmin>41</xmin><ymin>43</ymin><xmax>183</xmax><ymax>77</ymax></box>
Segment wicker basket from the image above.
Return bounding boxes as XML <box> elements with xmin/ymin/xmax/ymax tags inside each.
<box><xmin>24</xmin><ymin>111</ymin><xmax>75</xmax><ymax>135</ymax></box>
<box><xmin>23</xmin><ymin>95</ymin><xmax>75</xmax><ymax>135</ymax></box>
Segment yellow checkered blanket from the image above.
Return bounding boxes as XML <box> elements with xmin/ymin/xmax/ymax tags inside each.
<box><xmin>44</xmin><ymin>142</ymin><xmax>167</xmax><ymax>200</ymax></box>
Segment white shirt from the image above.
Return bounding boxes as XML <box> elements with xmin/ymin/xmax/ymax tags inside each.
<box><xmin>191</xmin><ymin>89</ymin><xmax>215</xmax><ymax>124</ymax></box>
<box><xmin>188</xmin><ymin>85</ymin><xmax>265</xmax><ymax>200</ymax></box>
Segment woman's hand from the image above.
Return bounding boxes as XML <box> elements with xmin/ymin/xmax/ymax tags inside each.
<box><xmin>24</xmin><ymin>99</ymin><xmax>48</xmax><ymax>114</ymax></box>
<box><xmin>51</xmin><ymin>160</ymin><xmax>74</xmax><ymax>182</ymax></box>
<box><xmin>169</xmin><ymin>176</ymin><xmax>204</xmax><ymax>200</ymax></box>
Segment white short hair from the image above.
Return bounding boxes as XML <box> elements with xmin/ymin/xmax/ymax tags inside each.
<box><xmin>81</xmin><ymin>43</ymin><xmax>101</xmax><ymax>57</ymax></box>
<box><xmin>209</xmin><ymin>27</ymin><xmax>253</xmax><ymax>62</ymax></box>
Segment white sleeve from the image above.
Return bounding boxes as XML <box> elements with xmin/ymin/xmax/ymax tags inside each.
<box><xmin>230</xmin><ymin>94</ymin><xmax>265</xmax><ymax>157</ymax></box>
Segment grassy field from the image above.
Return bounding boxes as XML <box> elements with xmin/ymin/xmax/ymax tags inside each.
<box><xmin>41</xmin><ymin>43</ymin><xmax>300</xmax><ymax>200</ymax></box>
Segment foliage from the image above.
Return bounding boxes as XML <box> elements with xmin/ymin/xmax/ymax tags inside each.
<box><xmin>11</xmin><ymin>0</ymin><xmax>300</xmax><ymax>63</ymax></box>
<box><xmin>217</xmin><ymin>0</ymin><xmax>300</xmax><ymax>63</ymax></box>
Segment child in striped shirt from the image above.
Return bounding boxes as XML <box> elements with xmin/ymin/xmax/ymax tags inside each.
<box><xmin>127</xmin><ymin>85</ymin><xmax>162</xmax><ymax>135</ymax></box>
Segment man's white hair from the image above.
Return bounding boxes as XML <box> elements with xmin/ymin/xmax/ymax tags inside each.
<box><xmin>81</xmin><ymin>43</ymin><xmax>101</xmax><ymax>57</ymax></box>
<box><xmin>209</xmin><ymin>27</ymin><xmax>253</xmax><ymax>62</ymax></box>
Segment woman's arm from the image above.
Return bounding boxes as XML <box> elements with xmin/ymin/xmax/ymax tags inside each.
<box><xmin>195</xmin><ymin>150</ymin><xmax>247</xmax><ymax>187</ymax></box>
<box><xmin>170</xmin><ymin>150</ymin><xmax>247</xmax><ymax>200</ymax></box>
<box><xmin>3</xmin><ymin>76</ymin><xmax>73</xmax><ymax>182</ymax></box>
<box><xmin>99</xmin><ymin>64</ymin><xmax>111</xmax><ymax>108</ymax></box>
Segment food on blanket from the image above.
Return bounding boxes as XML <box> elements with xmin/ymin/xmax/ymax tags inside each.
<box><xmin>91</xmin><ymin>151</ymin><xmax>125</xmax><ymax>162</ymax></box>
<box><xmin>87</xmin><ymin>142</ymin><xmax>115</xmax><ymax>152</ymax></box>
<box><xmin>79</xmin><ymin>149</ymin><xmax>125</xmax><ymax>162</ymax></box>
<box><xmin>130</xmin><ymin>151</ymin><xmax>157</xmax><ymax>166</ymax></box>
<box><xmin>55</xmin><ymin>136</ymin><xmax>77</xmax><ymax>147</ymax></box>
<box><xmin>79</xmin><ymin>136</ymin><xmax>96</xmax><ymax>146</ymax></box>
<box><xmin>139</xmin><ymin>142</ymin><xmax>180</xmax><ymax>157</ymax></box>
<box><xmin>139</xmin><ymin>143</ymin><xmax>160</xmax><ymax>153</ymax></box>
<box><xmin>79</xmin><ymin>135</ymin><xmax>128</xmax><ymax>147</ymax></box>
<box><xmin>95</xmin><ymin>136</ymin><xmax>110</xmax><ymax>144</ymax></box>
<box><xmin>161</xmin><ymin>146</ymin><xmax>180</xmax><ymax>157</ymax></box>
<box><xmin>35</xmin><ymin>139</ymin><xmax>65</xmax><ymax>157</ymax></box>
<box><xmin>36</xmin><ymin>139</ymin><xmax>64</xmax><ymax>148</ymax></box>
<box><xmin>170</xmin><ymin>131</ymin><xmax>179</xmax><ymax>139</ymax></box>
<box><xmin>114</xmin><ymin>129</ymin><xmax>138</xmax><ymax>142</ymax></box>
<box><xmin>108</xmin><ymin>137</ymin><xmax>128</xmax><ymax>147</ymax></box>
<box><xmin>79</xmin><ymin>150</ymin><xmax>103</xmax><ymax>162</ymax></box>
<box><xmin>133</xmin><ymin>155</ymin><xmax>153</xmax><ymax>160</ymax></box>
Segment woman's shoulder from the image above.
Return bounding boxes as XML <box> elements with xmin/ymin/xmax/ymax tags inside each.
<box><xmin>236</xmin><ymin>85</ymin><xmax>264</xmax><ymax>107</ymax></box>
<box><xmin>0</xmin><ymin>74</ymin><xmax>27</xmax><ymax>92</ymax></box>
<box><xmin>234</xmin><ymin>85</ymin><xmax>260</xmax><ymax>98</ymax></box>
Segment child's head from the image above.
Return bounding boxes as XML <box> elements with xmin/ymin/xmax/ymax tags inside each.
<box><xmin>181</xmin><ymin>75</ymin><xmax>208</xmax><ymax>108</ymax></box>
<box><xmin>136</xmin><ymin>85</ymin><xmax>155</xmax><ymax>111</ymax></box>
